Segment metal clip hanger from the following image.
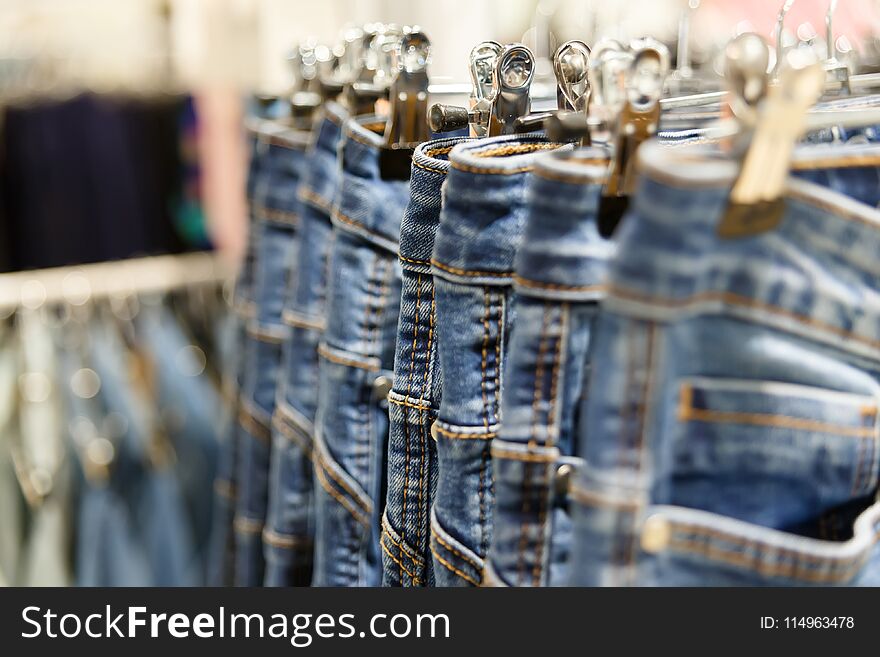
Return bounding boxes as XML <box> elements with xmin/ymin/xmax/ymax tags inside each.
<box><xmin>378</xmin><ymin>28</ymin><xmax>431</xmax><ymax>181</ymax></box>
<box><xmin>515</xmin><ymin>39</ymin><xmax>592</xmax><ymax>137</ymax></box>
<box><xmin>823</xmin><ymin>0</ymin><xmax>850</xmax><ymax>96</ymax></box>
<box><xmin>598</xmin><ymin>38</ymin><xmax>670</xmax><ymax>237</ymax></box>
<box><xmin>720</xmin><ymin>48</ymin><xmax>826</xmax><ymax>238</ymax></box>
<box><xmin>428</xmin><ymin>40</ymin><xmax>502</xmax><ymax>136</ymax></box>
<box><xmin>384</xmin><ymin>28</ymin><xmax>431</xmax><ymax>147</ymax></box>
<box><xmin>287</xmin><ymin>39</ymin><xmax>326</xmax><ymax>130</ymax></box>
<box><xmin>344</xmin><ymin>23</ymin><xmax>402</xmax><ymax>116</ymax></box>
<box><xmin>487</xmin><ymin>43</ymin><xmax>535</xmax><ymax>136</ymax></box>
<box><xmin>319</xmin><ymin>26</ymin><xmax>364</xmax><ymax>100</ymax></box>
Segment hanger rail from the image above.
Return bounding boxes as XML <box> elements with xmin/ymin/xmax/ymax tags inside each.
<box><xmin>0</xmin><ymin>252</ymin><xmax>231</xmax><ymax>314</ymax></box>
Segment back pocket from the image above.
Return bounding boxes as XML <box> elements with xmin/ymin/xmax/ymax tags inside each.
<box><xmin>672</xmin><ymin>377</ymin><xmax>879</xmax><ymax>535</ymax></box>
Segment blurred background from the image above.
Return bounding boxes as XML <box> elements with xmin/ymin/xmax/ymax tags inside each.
<box><xmin>1</xmin><ymin>0</ymin><xmax>880</xmax><ymax>587</ymax></box>
<box><xmin>0</xmin><ymin>0</ymin><xmax>878</xmax><ymax>271</ymax></box>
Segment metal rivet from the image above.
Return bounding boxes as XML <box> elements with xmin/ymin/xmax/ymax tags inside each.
<box><xmin>554</xmin><ymin>463</ymin><xmax>573</xmax><ymax>497</ymax></box>
<box><xmin>372</xmin><ymin>375</ymin><xmax>393</xmax><ymax>401</ymax></box>
<box><xmin>430</xmin><ymin>421</ymin><xmax>439</xmax><ymax>442</ymax></box>
<box><xmin>640</xmin><ymin>514</ymin><xmax>672</xmax><ymax>554</ymax></box>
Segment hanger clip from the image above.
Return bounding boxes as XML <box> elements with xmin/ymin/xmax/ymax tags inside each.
<box><xmin>598</xmin><ymin>38</ymin><xmax>669</xmax><ymax>237</ymax></box>
<box><xmin>719</xmin><ymin>48</ymin><xmax>825</xmax><ymax>238</ymax></box>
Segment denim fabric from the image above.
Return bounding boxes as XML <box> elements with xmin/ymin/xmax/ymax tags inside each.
<box><xmin>208</xmin><ymin>116</ymin><xmax>265</xmax><ymax>586</ymax></box>
<box><xmin>483</xmin><ymin>147</ymin><xmax>615</xmax><ymax>587</ymax></box>
<box><xmin>137</xmin><ymin>304</ymin><xmax>223</xmax><ymax>581</ymax></box>
<box><xmin>266</xmin><ymin>102</ymin><xmax>348</xmax><ymax>587</ymax></box>
<box><xmin>429</xmin><ymin>134</ymin><xmax>569</xmax><ymax>586</ymax></box>
<box><xmin>380</xmin><ymin>136</ymin><xmax>474</xmax><ymax>587</ymax></box>
<box><xmin>311</xmin><ymin>115</ymin><xmax>410</xmax><ymax>586</ymax></box>
<box><xmin>74</xmin><ymin>322</ymin><xmax>198</xmax><ymax>587</ymax></box>
<box><xmin>569</xmin><ymin>140</ymin><xmax>880</xmax><ymax>586</ymax></box>
<box><xmin>235</xmin><ymin>121</ymin><xmax>308</xmax><ymax>586</ymax></box>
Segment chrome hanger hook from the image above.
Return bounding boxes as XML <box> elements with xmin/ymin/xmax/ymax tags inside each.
<box><xmin>553</xmin><ymin>40</ymin><xmax>591</xmax><ymax>113</ymax></box>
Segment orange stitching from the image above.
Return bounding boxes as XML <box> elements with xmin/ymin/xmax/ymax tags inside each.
<box><xmin>491</xmin><ymin>448</ymin><xmax>557</xmax><ymax>463</ymax></box>
<box><xmin>262</xmin><ymin>529</ymin><xmax>311</xmax><ymax>549</ymax></box>
<box><xmin>282</xmin><ymin>311</ymin><xmax>325</xmax><ymax>331</ymax></box>
<box><xmin>388</xmin><ymin>397</ymin><xmax>433</xmax><ymax>412</ymax></box>
<box><xmin>234</xmin><ymin>516</ymin><xmax>263</xmax><ymax>535</ymax></box>
<box><xmin>254</xmin><ymin>206</ymin><xmax>299</xmax><ymax>226</ymax></box>
<box><xmin>413</xmin><ymin>159</ymin><xmax>449</xmax><ymax>176</ymax></box>
<box><xmin>399</xmin><ymin>254</ymin><xmax>430</xmax><ymax>267</ymax></box>
<box><xmin>431</xmin><ymin>259</ymin><xmax>512</xmax><ymax>279</ymax></box>
<box><xmin>518</xmin><ymin>302</ymin><xmax>552</xmax><ymax>585</ymax></box>
<box><xmin>214</xmin><ymin>479</ymin><xmax>235</xmax><ymax>500</ymax></box>
<box><xmin>610</xmin><ymin>284</ymin><xmax>880</xmax><ymax>353</ymax></box>
<box><xmin>493</xmin><ymin>292</ymin><xmax>502</xmax><ymax>421</ymax></box>
<box><xmin>401</xmin><ymin>275</ymin><xmax>425</xmax><ymax>575</ymax></box>
<box><xmin>514</xmin><ymin>275</ymin><xmax>607</xmax><ymax>293</ymax></box>
<box><xmin>569</xmin><ymin>486</ymin><xmax>642</xmax><ymax>511</ymax></box>
<box><xmin>666</xmin><ymin>534</ymin><xmax>873</xmax><ymax>583</ymax></box>
<box><xmin>317</xmin><ymin>344</ymin><xmax>380</xmax><ymax>371</ymax></box>
<box><xmin>239</xmin><ymin>408</ymin><xmax>271</xmax><ymax>443</ymax></box>
<box><xmin>472</xmin><ymin>143</ymin><xmax>562</xmax><ymax>158</ymax></box>
<box><xmin>380</xmin><ymin>532</ymin><xmax>421</xmax><ymax>584</ymax></box>
<box><xmin>431</xmin><ymin>545</ymin><xmax>481</xmax><ymax>586</ymax></box>
<box><xmin>416</xmin><ymin>286</ymin><xmax>437</xmax><ymax>554</ymax></box>
<box><xmin>312</xmin><ymin>447</ymin><xmax>372</xmax><ymax>515</ymax></box>
<box><xmin>433</xmin><ymin>425</ymin><xmax>497</xmax><ymax>440</ymax></box>
<box><xmin>533</xmin><ymin>304</ymin><xmax>566</xmax><ymax>586</ymax></box>
<box><xmin>680</xmin><ymin>406</ymin><xmax>877</xmax><ymax>438</ymax></box>
<box><xmin>431</xmin><ymin>525</ymin><xmax>482</xmax><ymax>570</ymax></box>
<box><xmin>425</xmin><ymin>145</ymin><xmax>456</xmax><ymax>157</ymax></box>
<box><xmin>451</xmin><ymin>162</ymin><xmax>535</xmax><ymax>175</ymax></box>
<box><xmin>271</xmin><ymin>412</ymin><xmax>312</xmax><ymax>453</ymax></box>
<box><xmin>313</xmin><ymin>456</ymin><xmax>370</xmax><ymax>527</ymax></box>
<box><xmin>382</xmin><ymin>526</ymin><xmax>424</xmax><ymax>580</ymax></box>
<box><xmin>480</xmin><ymin>288</ymin><xmax>492</xmax><ymax>432</ymax></box>
<box><xmin>333</xmin><ymin>209</ymin><xmax>397</xmax><ymax>246</ymax></box>
<box><xmin>299</xmin><ymin>187</ymin><xmax>333</xmax><ymax>212</ymax></box>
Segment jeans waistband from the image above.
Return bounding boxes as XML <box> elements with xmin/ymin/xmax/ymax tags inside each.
<box><xmin>399</xmin><ymin>136</ymin><xmax>475</xmax><ymax>268</ymax></box>
<box><xmin>514</xmin><ymin>146</ymin><xmax>615</xmax><ymax>301</ymax></box>
<box><xmin>432</xmin><ymin>133</ymin><xmax>570</xmax><ymax>285</ymax></box>
<box><xmin>299</xmin><ymin>104</ymin><xmax>347</xmax><ymax>212</ymax></box>
<box><xmin>332</xmin><ymin>115</ymin><xmax>411</xmax><ymax>254</ymax></box>
<box><xmin>606</xmin><ymin>139</ymin><xmax>880</xmax><ymax>364</ymax></box>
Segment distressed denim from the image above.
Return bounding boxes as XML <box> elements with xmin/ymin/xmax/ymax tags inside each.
<box><xmin>266</xmin><ymin>102</ymin><xmax>348</xmax><ymax>586</ymax></box>
<box><xmin>483</xmin><ymin>147</ymin><xmax>615</xmax><ymax>587</ymax></box>
<box><xmin>569</xmin><ymin>140</ymin><xmax>880</xmax><ymax>586</ymax></box>
<box><xmin>235</xmin><ymin>121</ymin><xmax>308</xmax><ymax>586</ymax></box>
<box><xmin>381</xmin><ymin>135</ymin><xmax>474</xmax><ymax>587</ymax></box>
<box><xmin>311</xmin><ymin>116</ymin><xmax>410</xmax><ymax>586</ymax></box>
<box><xmin>430</xmin><ymin>134</ymin><xmax>568</xmax><ymax>586</ymax></box>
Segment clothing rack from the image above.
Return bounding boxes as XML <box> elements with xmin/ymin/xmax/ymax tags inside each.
<box><xmin>0</xmin><ymin>252</ymin><xmax>231</xmax><ymax>313</ymax></box>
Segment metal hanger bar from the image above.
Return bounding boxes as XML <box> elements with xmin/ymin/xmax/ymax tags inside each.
<box><xmin>660</xmin><ymin>72</ymin><xmax>880</xmax><ymax>111</ymax></box>
<box><xmin>0</xmin><ymin>252</ymin><xmax>230</xmax><ymax>313</ymax></box>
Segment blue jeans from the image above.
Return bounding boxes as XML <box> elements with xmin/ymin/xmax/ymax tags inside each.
<box><xmin>235</xmin><ymin>123</ymin><xmax>308</xmax><ymax>586</ymax></box>
<box><xmin>483</xmin><ymin>147</ymin><xmax>615</xmax><ymax>587</ymax></box>
<box><xmin>265</xmin><ymin>103</ymin><xmax>348</xmax><ymax>586</ymax></box>
<box><xmin>207</xmin><ymin>117</ymin><xmax>265</xmax><ymax>586</ymax></box>
<box><xmin>73</xmin><ymin>321</ymin><xmax>198</xmax><ymax>587</ymax></box>
<box><xmin>381</xmin><ymin>135</ymin><xmax>474</xmax><ymax>587</ymax></box>
<box><xmin>311</xmin><ymin>115</ymin><xmax>410</xmax><ymax>586</ymax></box>
<box><xmin>429</xmin><ymin>134</ymin><xmax>568</xmax><ymax>586</ymax></box>
<box><xmin>569</xmin><ymin>140</ymin><xmax>880</xmax><ymax>586</ymax></box>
